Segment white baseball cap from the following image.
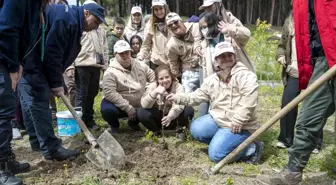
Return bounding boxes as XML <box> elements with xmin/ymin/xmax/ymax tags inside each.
<box><xmin>131</xmin><ymin>6</ymin><xmax>142</xmax><ymax>14</ymax></box>
<box><xmin>166</xmin><ymin>12</ymin><xmax>182</xmax><ymax>26</ymax></box>
<box><xmin>83</xmin><ymin>0</ymin><xmax>96</xmax><ymax>5</ymax></box>
<box><xmin>152</xmin><ymin>0</ymin><xmax>167</xmax><ymax>7</ymax></box>
<box><xmin>214</xmin><ymin>41</ymin><xmax>235</xmax><ymax>58</ymax></box>
<box><xmin>199</xmin><ymin>0</ymin><xmax>222</xmax><ymax>10</ymax></box>
<box><xmin>114</xmin><ymin>40</ymin><xmax>132</xmax><ymax>54</ymax></box>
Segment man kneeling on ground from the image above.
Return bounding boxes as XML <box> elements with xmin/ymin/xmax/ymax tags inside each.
<box><xmin>167</xmin><ymin>41</ymin><xmax>264</xmax><ymax>164</ymax></box>
<box><xmin>101</xmin><ymin>40</ymin><xmax>155</xmax><ymax>133</ymax></box>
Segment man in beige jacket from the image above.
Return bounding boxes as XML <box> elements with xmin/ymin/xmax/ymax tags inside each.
<box><xmin>101</xmin><ymin>40</ymin><xmax>155</xmax><ymax>133</ymax></box>
<box><xmin>74</xmin><ymin>27</ymin><xmax>108</xmax><ymax>130</ymax></box>
<box><xmin>166</xmin><ymin>12</ymin><xmax>202</xmax><ymax>93</ymax></box>
<box><xmin>167</xmin><ymin>41</ymin><xmax>263</xmax><ymax>164</ymax></box>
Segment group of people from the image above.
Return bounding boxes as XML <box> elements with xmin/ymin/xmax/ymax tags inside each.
<box><xmin>1</xmin><ymin>0</ymin><xmax>335</xmax><ymax>185</ymax></box>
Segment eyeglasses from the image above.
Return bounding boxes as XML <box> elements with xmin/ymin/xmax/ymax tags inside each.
<box><xmin>168</xmin><ymin>20</ymin><xmax>179</xmax><ymax>28</ymax></box>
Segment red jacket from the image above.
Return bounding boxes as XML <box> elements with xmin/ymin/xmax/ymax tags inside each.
<box><xmin>293</xmin><ymin>0</ymin><xmax>336</xmax><ymax>89</ymax></box>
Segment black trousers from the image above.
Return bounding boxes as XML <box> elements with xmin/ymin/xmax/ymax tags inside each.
<box><xmin>75</xmin><ymin>66</ymin><xmax>101</xmax><ymax>126</ymax></box>
<box><xmin>278</xmin><ymin>76</ymin><xmax>323</xmax><ymax>148</ymax></box>
<box><xmin>137</xmin><ymin>107</ymin><xmax>194</xmax><ymax>132</ymax></box>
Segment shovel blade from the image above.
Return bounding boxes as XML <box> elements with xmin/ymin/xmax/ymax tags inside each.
<box><xmin>86</xmin><ymin>130</ymin><xmax>125</xmax><ymax>170</ymax></box>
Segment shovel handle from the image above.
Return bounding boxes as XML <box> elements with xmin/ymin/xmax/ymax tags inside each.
<box><xmin>60</xmin><ymin>93</ymin><xmax>99</xmax><ymax>148</ymax></box>
<box><xmin>211</xmin><ymin>64</ymin><xmax>336</xmax><ymax>174</ymax></box>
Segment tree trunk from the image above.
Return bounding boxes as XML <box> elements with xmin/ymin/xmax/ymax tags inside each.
<box><xmin>250</xmin><ymin>0</ymin><xmax>254</xmax><ymax>24</ymax></box>
<box><xmin>176</xmin><ymin>0</ymin><xmax>180</xmax><ymax>14</ymax></box>
<box><xmin>127</xmin><ymin>0</ymin><xmax>132</xmax><ymax>15</ymax></box>
<box><xmin>270</xmin><ymin>0</ymin><xmax>275</xmax><ymax>24</ymax></box>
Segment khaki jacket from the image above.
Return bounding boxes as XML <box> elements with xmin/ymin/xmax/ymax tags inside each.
<box><xmin>138</xmin><ymin>24</ymin><xmax>169</xmax><ymax>66</ymax></box>
<box><xmin>196</xmin><ymin>12</ymin><xmax>255</xmax><ymax>79</ymax></box>
<box><xmin>124</xmin><ymin>16</ymin><xmax>145</xmax><ymax>41</ymax></box>
<box><xmin>75</xmin><ymin>28</ymin><xmax>109</xmax><ymax>68</ymax></box>
<box><xmin>174</xmin><ymin>62</ymin><xmax>259</xmax><ymax>131</ymax></box>
<box><xmin>141</xmin><ymin>82</ymin><xmax>185</xmax><ymax>120</ymax></box>
<box><xmin>102</xmin><ymin>58</ymin><xmax>155</xmax><ymax>112</ymax></box>
<box><xmin>166</xmin><ymin>23</ymin><xmax>202</xmax><ymax>77</ymax></box>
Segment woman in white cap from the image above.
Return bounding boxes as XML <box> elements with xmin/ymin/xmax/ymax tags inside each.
<box><xmin>137</xmin><ymin>0</ymin><xmax>170</xmax><ymax>71</ymax></box>
<box><xmin>124</xmin><ymin>6</ymin><xmax>145</xmax><ymax>41</ymax></box>
<box><xmin>166</xmin><ymin>41</ymin><xmax>263</xmax><ymax>164</ymax></box>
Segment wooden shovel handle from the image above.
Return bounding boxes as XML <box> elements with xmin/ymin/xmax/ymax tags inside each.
<box><xmin>211</xmin><ymin>64</ymin><xmax>336</xmax><ymax>174</ymax></box>
<box><xmin>60</xmin><ymin>93</ymin><xmax>99</xmax><ymax>148</ymax></box>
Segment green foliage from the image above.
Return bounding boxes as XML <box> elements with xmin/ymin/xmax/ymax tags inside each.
<box><xmin>225</xmin><ymin>177</ymin><xmax>234</xmax><ymax>185</ymax></box>
<box><xmin>246</xmin><ymin>19</ymin><xmax>281</xmax><ymax>81</ymax></box>
<box><xmin>81</xmin><ymin>176</ymin><xmax>103</xmax><ymax>185</ymax></box>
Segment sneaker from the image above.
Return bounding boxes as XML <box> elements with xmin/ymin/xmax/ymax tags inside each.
<box><xmin>246</xmin><ymin>141</ymin><xmax>264</xmax><ymax>165</ymax></box>
<box><xmin>127</xmin><ymin>121</ymin><xmax>141</xmax><ymax>131</ymax></box>
<box><xmin>44</xmin><ymin>147</ymin><xmax>80</xmax><ymax>161</ymax></box>
<box><xmin>276</xmin><ymin>141</ymin><xmax>287</xmax><ymax>149</ymax></box>
<box><xmin>12</xmin><ymin>128</ymin><xmax>22</xmax><ymax>140</ymax></box>
<box><xmin>86</xmin><ymin>120</ymin><xmax>99</xmax><ymax>131</ymax></box>
<box><xmin>257</xmin><ymin>167</ymin><xmax>302</xmax><ymax>185</ymax></box>
<box><xmin>312</xmin><ymin>148</ymin><xmax>320</xmax><ymax>154</ymax></box>
<box><xmin>7</xmin><ymin>153</ymin><xmax>30</xmax><ymax>175</ymax></box>
<box><xmin>0</xmin><ymin>162</ymin><xmax>23</xmax><ymax>185</ymax></box>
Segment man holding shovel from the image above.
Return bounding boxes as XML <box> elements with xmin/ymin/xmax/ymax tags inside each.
<box><xmin>257</xmin><ymin>0</ymin><xmax>336</xmax><ymax>184</ymax></box>
<box><xmin>18</xmin><ymin>2</ymin><xmax>107</xmax><ymax>161</ymax></box>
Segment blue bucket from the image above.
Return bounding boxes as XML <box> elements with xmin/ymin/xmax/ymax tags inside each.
<box><xmin>56</xmin><ymin>108</ymin><xmax>83</xmax><ymax>137</ymax></box>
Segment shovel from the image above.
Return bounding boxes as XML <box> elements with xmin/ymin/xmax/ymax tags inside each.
<box><xmin>210</xmin><ymin>64</ymin><xmax>336</xmax><ymax>174</ymax></box>
<box><xmin>60</xmin><ymin>93</ymin><xmax>125</xmax><ymax>170</ymax></box>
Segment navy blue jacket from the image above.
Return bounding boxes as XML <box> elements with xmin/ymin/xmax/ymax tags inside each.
<box><xmin>0</xmin><ymin>0</ymin><xmax>42</xmax><ymax>73</ymax></box>
<box><xmin>43</xmin><ymin>4</ymin><xmax>84</xmax><ymax>88</ymax></box>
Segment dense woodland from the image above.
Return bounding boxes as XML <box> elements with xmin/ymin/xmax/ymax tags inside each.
<box><xmin>90</xmin><ymin>0</ymin><xmax>292</xmax><ymax>26</ymax></box>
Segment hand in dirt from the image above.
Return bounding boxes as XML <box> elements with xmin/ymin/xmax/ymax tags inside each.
<box><xmin>195</xmin><ymin>47</ymin><xmax>204</xmax><ymax>57</ymax></box>
<box><xmin>161</xmin><ymin>116</ymin><xmax>172</xmax><ymax>127</ymax></box>
<box><xmin>218</xmin><ymin>21</ymin><xmax>229</xmax><ymax>34</ymax></box>
<box><xmin>127</xmin><ymin>107</ymin><xmax>137</xmax><ymax>121</ymax></box>
<box><xmin>51</xmin><ymin>86</ymin><xmax>64</xmax><ymax>97</ymax></box>
<box><xmin>9</xmin><ymin>65</ymin><xmax>23</xmax><ymax>92</ymax></box>
<box><xmin>230</xmin><ymin>122</ymin><xmax>242</xmax><ymax>134</ymax></box>
<box><xmin>166</xmin><ymin>93</ymin><xmax>176</xmax><ymax>104</ymax></box>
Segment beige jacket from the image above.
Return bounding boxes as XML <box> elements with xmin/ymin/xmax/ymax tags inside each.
<box><xmin>102</xmin><ymin>58</ymin><xmax>155</xmax><ymax>112</ymax></box>
<box><xmin>174</xmin><ymin>62</ymin><xmax>259</xmax><ymax>131</ymax></box>
<box><xmin>124</xmin><ymin>16</ymin><xmax>145</xmax><ymax>41</ymax></box>
<box><xmin>196</xmin><ymin>12</ymin><xmax>255</xmax><ymax>79</ymax></box>
<box><xmin>75</xmin><ymin>28</ymin><xmax>109</xmax><ymax>68</ymax></box>
<box><xmin>166</xmin><ymin>23</ymin><xmax>202</xmax><ymax>77</ymax></box>
<box><xmin>141</xmin><ymin>82</ymin><xmax>185</xmax><ymax>120</ymax></box>
<box><xmin>138</xmin><ymin>24</ymin><xmax>169</xmax><ymax>66</ymax></box>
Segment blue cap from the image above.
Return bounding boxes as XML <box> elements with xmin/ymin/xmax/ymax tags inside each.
<box><xmin>83</xmin><ymin>3</ymin><xmax>108</xmax><ymax>26</ymax></box>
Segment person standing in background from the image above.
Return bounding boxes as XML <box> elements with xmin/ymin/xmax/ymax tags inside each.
<box><xmin>125</xmin><ymin>6</ymin><xmax>145</xmax><ymax>41</ymax></box>
<box><xmin>107</xmin><ymin>17</ymin><xmax>128</xmax><ymax>59</ymax></box>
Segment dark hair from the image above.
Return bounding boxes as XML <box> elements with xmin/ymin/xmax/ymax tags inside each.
<box><xmin>113</xmin><ymin>17</ymin><xmax>125</xmax><ymax>26</ymax></box>
<box><xmin>130</xmin><ymin>35</ymin><xmax>143</xmax><ymax>46</ymax></box>
<box><xmin>154</xmin><ymin>65</ymin><xmax>176</xmax><ymax>91</ymax></box>
<box><xmin>199</xmin><ymin>12</ymin><xmax>220</xmax><ymax>38</ymax></box>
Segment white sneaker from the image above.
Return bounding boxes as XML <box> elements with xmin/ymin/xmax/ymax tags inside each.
<box><xmin>12</xmin><ymin>128</ymin><xmax>23</xmax><ymax>140</ymax></box>
<box><xmin>312</xmin><ymin>148</ymin><xmax>320</xmax><ymax>154</ymax></box>
<box><xmin>276</xmin><ymin>141</ymin><xmax>287</xmax><ymax>149</ymax></box>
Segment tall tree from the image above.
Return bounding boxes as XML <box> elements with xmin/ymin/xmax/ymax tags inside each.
<box><xmin>269</xmin><ymin>0</ymin><xmax>276</xmax><ymax>24</ymax></box>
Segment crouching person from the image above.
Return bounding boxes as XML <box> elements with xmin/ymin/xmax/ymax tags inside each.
<box><xmin>138</xmin><ymin>65</ymin><xmax>194</xmax><ymax>140</ymax></box>
<box><xmin>101</xmin><ymin>40</ymin><xmax>155</xmax><ymax>133</ymax></box>
<box><xmin>167</xmin><ymin>42</ymin><xmax>263</xmax><ymax>163</ymax></box>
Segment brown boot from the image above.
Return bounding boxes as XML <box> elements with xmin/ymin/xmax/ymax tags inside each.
<box><xmin>257</xmin><ymin>167</ymin><xmax>302</xmax><ymax>185</ymax></box>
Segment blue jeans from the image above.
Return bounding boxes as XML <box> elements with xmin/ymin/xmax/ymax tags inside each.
<box><xmin>18</xmin><ymin>73</ymin><xmax>61</xmax><ymax>156</ymax></box>
<box><xmin>190</xmin><ymin>114</ymin><xmax>256</xmax><ymax>163</ymax></box>
<box><xmin>0</xmin><ymin>64</ymin><xmax>16</xmax><ymax>161</ymax></box>
<box><xmin>100</xmin><ymin>98</ymin><xmax>139</xmax><ymax>128</ymax></box>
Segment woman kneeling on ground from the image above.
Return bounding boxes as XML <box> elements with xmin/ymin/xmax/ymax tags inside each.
<box><xmin>138</xmin><ymin>65</ymin><xmax>194</xmax><ymax>140</ymax></box>
<box><xmin>167</xmin><ymin>41</ymin><xmax>263</xmax><ymax>164</ymax></box>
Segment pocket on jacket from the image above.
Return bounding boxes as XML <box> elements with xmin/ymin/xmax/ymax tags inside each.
<box><xmin>326</xmin><ymin>0</ymin><xmax>336</xmax><ymax>29</ymax></box>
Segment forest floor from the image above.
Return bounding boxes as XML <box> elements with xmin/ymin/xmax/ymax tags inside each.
<box><xmin>12</xmin><ymin>85</ymin><xmax>336</xmax><ymax>185</ymax></box>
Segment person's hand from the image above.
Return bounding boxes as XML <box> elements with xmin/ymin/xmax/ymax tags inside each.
<box><xmin>161</xmin><ymin>116</ymin><xmax>172</xmax><ymax>127</ymax></box>
<box><xmin>9</xmin><ymin>65</ymin><xmax>23</xmax><ymax>92</ymax></box>
<box><xmin>218</xmin><ymin>21</ymin><xmax>229</xmax><ymax>34</ymax></box>
<box><xmin>66</xmin><ymin>68</ymin><xmax>75</xmax><ymax>78</ymax></box>
<box><xmin>100</xmin><ymin>64</ymin><xmax>108</xmax><ymax>71</ymax></box>
<box><xmin>51</xmin><ymin>86</ymin><xmax>64</xmax><ymax>97</ymax></box>
<box><xmin>230</xmin><ymin>122</ymin><xmax>242</xmax><ymax>134</ymax></box>
<box><xmin>127</xmin><ymin>107</ymin><xmax>137</xmax><ymax>121</ymax></box>
<box><xmin>155</xmin><ymin>85</ymin><xmax>166</xmax><ymax>95</ymax></box>
<box><xmin>137</xmin><ymin>55</ymin><xmax>144</xmax><ymax>61</ymax></box>
<box><xmin>277</xmin><ymin>56</ymin><xmax>286</xmax><ymax>67</ymax></box>
<box><xmin>166</xmin><ymin>93</ymin><xmax>176</xmax><ymax>104</ymax></box>
<box><xmin>195</xmin><ymin>47</ymin><xmax>204</xmax><ymax>57</ymax></box>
